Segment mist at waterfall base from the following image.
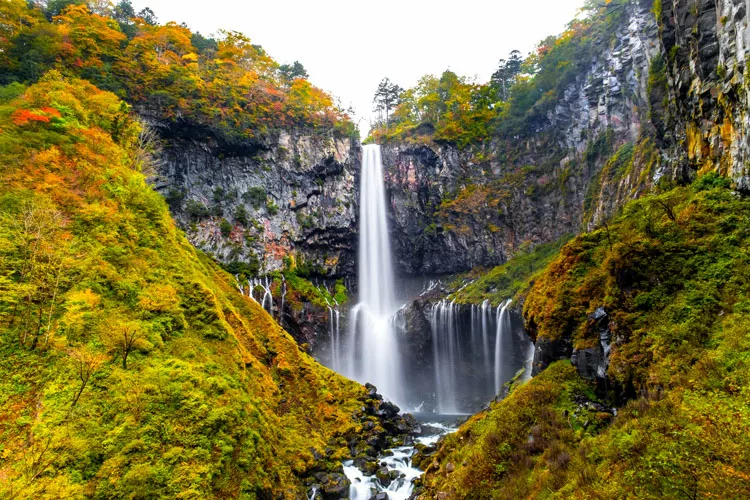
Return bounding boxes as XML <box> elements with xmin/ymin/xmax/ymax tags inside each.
<box><xmin>313</xmin><ymin>144</ymin><xmax>534</xmax><ymax>415</ymax></box>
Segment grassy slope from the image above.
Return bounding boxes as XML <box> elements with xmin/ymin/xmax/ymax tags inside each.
<box><xmin>420</xmin><ymin>178</ymin><xmax>750</xmax><ymax>498</ymax></box>
<box><xmin>0</xmin><ymin>75</ymin><xmax>364</xmax><ymax>499</ymax></box>
<box><xmin>449</xmin><ymin>235</ymin><xmax>573</xmax><ymax>307</ymax></box>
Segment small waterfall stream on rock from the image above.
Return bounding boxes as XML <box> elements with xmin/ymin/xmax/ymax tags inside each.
<box><xmin>494</xmin><ymin>299</ymin><xmax>512</xmax><ymax>393</ymax></box>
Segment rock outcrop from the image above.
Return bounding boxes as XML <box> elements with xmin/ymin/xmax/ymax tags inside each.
<box><xmin>151</xmin><ymin>125</ymin><xmax>360</xmax><ymax>277</ymax></box>
<box><xmin>148</xmin><ymin>124</ymin><xmax>359</xmax><ymax>346</ymax></box>
<box><xmin>657</xmin><ymin>0</ymin><xmax>750</xmax><ymax>191</ymax></box>
<box><xmin>380</xmin><ymin>0</ymin><xmax>661</xmax><ymax>275</ymax></box>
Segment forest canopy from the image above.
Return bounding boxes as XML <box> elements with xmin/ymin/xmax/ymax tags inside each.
<box><xmin>0</xmin><ymin>0</ymin><xmax>358</xmax><ymax>142</ymax></box>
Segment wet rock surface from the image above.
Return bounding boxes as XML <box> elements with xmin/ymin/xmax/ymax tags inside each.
<box><xmin>571</xmin><ymin>307</ymin><xmax>612</xmax><ymax>382</ymax></box>
<box><xmin>303</xmin><ymin>384</ymin><xmax>417</xmax><ymax>499</ymax></box>
<box><xmin>657</xmin><ymin>0</ymin><xmax>750</xmax><ymax>191</ymax></box>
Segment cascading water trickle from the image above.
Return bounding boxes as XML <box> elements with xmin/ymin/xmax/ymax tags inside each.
<box><xmin>430</xmin><ymin>300</ymin><xmax>461</xmax><ymax>414</ymax></box>
<box><xmin>480</xmin><ymin>299</ymin><xmax>492</xmax><ymax>375</ymax></box>
<box><xmin>494</xmin><ymin>299</ymin><xmax>512</xmax><ymax>393</ymax></box>
<box><xmin>328</xmin><ymin>303</ymin><xmax>341</xmax><ymax>370</ymax></box>
<box><xmin>346</xmin><ymin>145</ymin><xmax>404</xmax><ymax>405</ymax></box>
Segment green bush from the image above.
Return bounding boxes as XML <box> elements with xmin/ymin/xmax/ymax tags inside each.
<box><xmin>219</xmin><ymin>218</ymin><xmax>232</xmax><ymax>237</ymax></box>
<box><xmin>243</xmin><ymin>187</ymin><xmax>267</xmax><ymax>209</ymax></box>
<box><xmin>185</xmin><ymin>199</ymin><xmax>209</xmax><ymax>219</ymax></box>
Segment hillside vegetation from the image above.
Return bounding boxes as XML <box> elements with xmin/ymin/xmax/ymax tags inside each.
<box><xmin>368</xmin><ymin>0</ymin><xmax>631</xmax><ymax>148</ymax></box>
<box><xmin>420</xmin><ymin>177</ymin><xmax>750</xmax><ymax>498</ymax></box>
<box><xmin>0</xmin><ymin>74</ymin><xmax>365</xmax><ymax>498</ymax></box>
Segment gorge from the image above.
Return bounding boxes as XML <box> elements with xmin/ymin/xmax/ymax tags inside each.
<box><xmin>1</xmin><ymin>0</ymin><xmax>750</xmax><ymax>499</ymax></box>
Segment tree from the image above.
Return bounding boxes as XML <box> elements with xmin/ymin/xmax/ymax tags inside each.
<box><xmin>136</xmin><ymin>6</ymin><xmax>157</xmax><ymax>25</ymax></box>
<box><xmin>44</xmin><ymin>0</ymin><xmax>86</xmax><ymax>19</ymax></box>
<box><xmin>491</xmin><ymin>49</ymin><xmax>523</xmax><ymax>101</ymax></box>
<box><xmin>191</xmin><ymin>31</ymin><xmax>218</xmax><ymax>54</ymax></box>
<box><xmin>373</xmin><ymin>77</ymin><xmax>403</xmax><ymax>130</ymax></box>
<box><xmin>113</xmin><ymin>321</ymin><xmax>144</xmax><ymax>370</ymax></box>
<box><xmin>113</xmin><ymin>0</ymin><xmax>137</xmax><ymax>38</ymax></box>
<box><xmin>1</xmin><ymin>201</ymin><xmax>71</xmax><ymax>349</ymax></box>
<box><xmin>278</xmin><ymin>61</ymin><xmax>308</xmax><ymax>82</ymax></box>
<box><xmin>68</xmin><ymin>346</ymin><xmax>106</xmax><ymax>414</ymax></box>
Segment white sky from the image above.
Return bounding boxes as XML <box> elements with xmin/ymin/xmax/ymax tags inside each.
<box><xmin>132</xmin><ymin>0</ymin><xmax>586</xmax><ymax>135</ymax></box>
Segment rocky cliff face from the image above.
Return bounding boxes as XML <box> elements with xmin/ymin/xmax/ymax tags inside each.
<box><xmin>381</xmin><ymin>0</ymin><xmax>663</xmax><ymax>275</ymax></box>
<box><xmin>527</xmin><ymin>0</ymin><xmax>750</xmax><ymax>380</ymax></box>
<box><xmin>657</xmin><ymin>0</ymin><xmax>750</xmax><ymax>191</ymax></box>
<box><xmin>147</xmin><ymin>124</ymin><xmax>360</xmax><ymax>347</ymax></box>
<box><xmin>381</xmin><ymin>0</ymin><xmax>749</xmax><ymax>277</ymax></box>
<box><xmin>151</xmin><ymin>124</ymin><xmax>360</xmax><ymax>277</ymax></box>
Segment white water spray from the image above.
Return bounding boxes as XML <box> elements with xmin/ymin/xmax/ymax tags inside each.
<box><xmin>429</xmin><ymin>300</ymin><xmax>461</xmax><ymax>414</ymax></box>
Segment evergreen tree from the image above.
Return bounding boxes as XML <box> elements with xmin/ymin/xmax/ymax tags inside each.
<box><xmin>491</xmin><ymin>49</ymin><xmax>523</xmax><ymax>101</ymax></box>
<box><xmin>373</xmin><ymin>77</ymin><xmax>403</xmax><ymax>130</ymax></box>
<box><xmin>279</xmin><ymin>61</ymin><xmax>309</xmax><ymax>82</ymax></box>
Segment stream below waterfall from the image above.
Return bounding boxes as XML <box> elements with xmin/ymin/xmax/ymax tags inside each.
<box><xmin>343</xmin><ymin>416</ymin><xmax>458</xmax><ymax>500</ymax></box>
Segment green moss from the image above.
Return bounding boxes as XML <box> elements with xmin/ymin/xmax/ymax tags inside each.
<box><xmin>219</xmin><ymin>218</ymin><xmax>232</xmax><ymax>237</ymax></box>
<box><xmin>422</xmin><ymin>362</ymin><xmax>606</xmax><ymax>497</ymax></box>
<box><xmin>451</xmin><ymin>234</ymin><xmax>574</xmax><ymax>306</ymax></box>
<box><xmin>243</xmin><ymin>187</ymin><xmax>267</xmax><ymax>209</ymax></box>
<box><xmin>266</xmin><ymin>199</ymin><xmax>279</xmax><ymax>215</ymax></box>
<box><xmin>425</xmin><ymin>180</ymin><xmax>750</xmax><ymax>499</ymax></box>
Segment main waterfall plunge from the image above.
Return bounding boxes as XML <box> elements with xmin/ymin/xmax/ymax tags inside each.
<box><xmin>344</xmin><ymin>145</ymin><xmax>405</xmax><ymax>404</ymax></box>
<box><xmin>323</xmin><ymin>144</ymin><xmax>533</xmax><ymax>414</ymax></box>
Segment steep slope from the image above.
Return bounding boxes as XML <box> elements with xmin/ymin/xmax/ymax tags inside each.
<box><xmin>418</xmin><ymin>178</ymin><xmax>750</xmax><ymax>499</ymax></box>
<box><xmin>0</xmin><ymin>75</ymin><xmax>374</xmax><ymax>499</ymax></box>
<box><xmin>0</xmin><ymin>0</ymin><xmax>361</xmax><ymax>344</ymax></box>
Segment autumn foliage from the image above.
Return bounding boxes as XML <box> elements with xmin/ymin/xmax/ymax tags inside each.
<box><xmin>0</xmin><ymin>1</ymin><xmax>357</xmax><ymax>142</ymax></box>
<box><xmin>0</xmin><ymin>74</ymin><xmax>365</xmax><ymax>498</ymax></box>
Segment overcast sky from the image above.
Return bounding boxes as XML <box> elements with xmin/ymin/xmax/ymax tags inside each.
<box><xmin>132</xmin><ymin>0</ymin><xmax>586</xmax><ymax>134</ymax></box>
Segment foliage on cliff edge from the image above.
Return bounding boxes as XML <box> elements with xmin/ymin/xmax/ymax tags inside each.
<box><xmin>0</xmin><ymin>0</ymin><xmax>357</xmax><ymax>142</ymax></box>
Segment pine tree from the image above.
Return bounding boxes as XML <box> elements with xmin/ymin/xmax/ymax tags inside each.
<box><xmin>373</xmin><ymin>77</ymin><xmax>403</xmax><ymax>131</ymax></box>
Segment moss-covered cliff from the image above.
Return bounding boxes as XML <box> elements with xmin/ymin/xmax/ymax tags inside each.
<box><xmin>418</xmin><ymin>177</ymin><xmax>750</xmax><ymax>499</ymax></box>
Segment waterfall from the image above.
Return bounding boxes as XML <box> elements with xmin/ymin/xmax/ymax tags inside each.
<box><xmin>480</xmin><ymin>299</ymin><xmax>492</xmax><ymax>375</ymax></box>
<box><xmin>328</xmin><ymin>303</ymin><xmax>341</xmax><ymax>370</ymax></box>
<box><xmin>346</xmin><ymin>145</ymin><xmax>404</xmax><ymax>405</ymax></box>
<box><xmin>523</xmin><ymin>340</ymin><xmax>535</xmax><ymax>382</ymax></box>
<box><xmin>429</xmin><ymin>300</ymin><xmax>461</xmax><ymax>414</ymax></box>
<box><xmin>494</xmin><ymin>299</ymin><xmax>512</xmax><ymax>394</ymax></box>
<box><xmin>249</xmin><ymin>277</ymin><xmax>274</xmax><ymax>315</ymax></box>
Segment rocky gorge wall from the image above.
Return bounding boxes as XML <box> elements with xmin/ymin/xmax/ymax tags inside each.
<box><xmin>150</xmin><ymin>124</ymin><xmax>360</xmax><ymax>277</ymax></box>
<box><xmin>381</xmin><ymin>0</ymin><xmax>750</xmax><ymax>277</ymax></box>
<box><xmin>380</xmin><ymin>0</ymin><xmax>660</xmax><ymax>275</ymax></box>
<box><xmin>147</xmin><ymin>123</ymin><xmax>360</xmax><ymax>346</ymax></box>
<box><xmin>657</xmin><ymin>0</ymin><xmax>750</xmax><ymax>190</ymax></box>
